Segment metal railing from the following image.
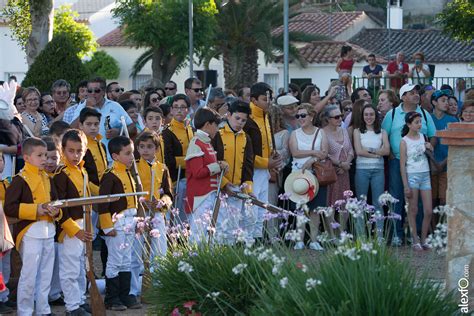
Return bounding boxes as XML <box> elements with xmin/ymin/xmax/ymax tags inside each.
<box><xmin>352</xmin><ymin>76</ymin><xmax>474</xmax><ymax>100</ymax></box>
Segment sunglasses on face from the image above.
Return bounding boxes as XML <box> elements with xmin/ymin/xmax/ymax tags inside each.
<box><xmin>151</xmin><ymin>98</ymin><xmax>161</xmax><ymax>103</ymax></box>
<box><xmin>295</xmin><ymin>113</ymin><xmax>307</xmax><ymax>119</ymax></box>
<box><xmin>192</xmin><ymin>88</ymin><xmax>203</xmax><ymax>93</ymax></box>
<box><xmin>112</xmin><ymin>88</ymin><xmax>124</xmax><ymax>93</ymax></box>
<box><xmin>344</xmin><ymin>107</ymin><xmax>352</xmax><ymax>112</ymax></box>
<box><xmin>87</xmin><ymin>88</ymin><xmax>102</xmax><ymax>94</ymax></box>
<box><xmin>165</xmin><ymin>87</ymin><xmax>176</xmax><ymax>90</ymax></box>
<box><xmin>331</xmin><ymin>115</ymin><xmax>343</xmax><ymax>120</ymax></box>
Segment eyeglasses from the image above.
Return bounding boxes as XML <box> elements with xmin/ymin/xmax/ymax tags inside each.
<box><xmin>295</xmin><ymin>113</ymin><xmax>307</xmax><ymax>119</ymax></box>
<box><xmin>191</xmin><ymin>88</ymin><xmax>203</xmax><ymax>93</ymax></box>
<box><xmin>112</xmin><ymin>88</ymin><xmax>124</xmax><ymax>93</ymax></box>
<box><xmin>173</xmin><ymin>106</ymin><xmax>188</xmax><ymax>110</ymax></box>
<box><xmin>87</xmin><ymin>88</ymin><xmax>102</xmax><ymax>94</ymax></box>
<box><xmin>344</xmin><ymin>107</ymin><xmax>352</xmax><ymax>112</ymax></box>
<box><xmin>165</xmin><ymin>87</ymin><xmax>176</xmax><ymax>90</ymax></box>
<box><xmin>330</xmin><ymin>115</ymin><xmax>343</xmax><ymax>120</ymax></box>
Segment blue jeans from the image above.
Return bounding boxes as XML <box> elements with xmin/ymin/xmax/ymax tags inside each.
<box><xmin>388</xmin><ymin>159</ymin><xmax>424</xmax><ymax>241</ymax></box>
<box><xmin>355</xmin><ymin>168</ymin><xmax>385</xmax><ymax>238</ymax></box>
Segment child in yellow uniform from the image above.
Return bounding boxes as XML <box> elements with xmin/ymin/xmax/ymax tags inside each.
<box><xmin>4</xmin><ymin>138</ymin><xmax>61</xmax><ymax>315</ymax></box>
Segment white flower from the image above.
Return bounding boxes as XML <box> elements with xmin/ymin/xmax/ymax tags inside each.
<box><xmin>433</xmin><ymin>205</ymin><xmax>455</xmax><ymax>217</ymax></box>
<box><xmin>206</xmin><ymin>292</ymin><xmax>220</xmax><ymax>300</ymax></box>
<box><xmin>285</xmin><ymin>229</ymin><xmax>302</xmax><ymax>242</ymax></box>
<box><xmin>177</xmin><ymin>261</ymin><xmax>193</xmax><ymax>274</ymax></box>
<box><xmin>300</xmin><ymin>264</ymin><xmax>308</xmax><ymax>273</ymax></box>
<box><xmin>378</xmin><ymin>191</ymin><xmax>399</xmax><ymax>206</ymax></box>
<box><xmin>305</xmin><ymin>278</ymin><xmax>322</xmax><ymax>291</ymax></box>
<box><xmin>361</xmin><ymin>242</ymin><xmax>377</xmax><ymax>255</ymax></box>
<box><xmin>343</xmin><ymin>247</ymin><xmax>361</xmax><ymax>261</ymax></box>
<box><xmin>149</xmin><ymin>229</ymin><xmax>161</xmax><ymax>238</ymax></box>
<box><xmin>232</xmin><ymin>263</ymin><xmax>248</xmax><ymax>275</ymax></box>
<box><xmin>279</xmin><ymin>277</ymin><xmax>288</xmax><ymax>289</ymax></box>
<box><xmin>339</xmin><ymin>232</ymin><xmax>353</xmax><ymax>244</ymax></box>
<box><xmin>296</xmin><ymin>214</ymin><xmax>310</xmax><ymax>228</ymax></box>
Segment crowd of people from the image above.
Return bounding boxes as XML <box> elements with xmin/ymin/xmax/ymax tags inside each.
<box><xmin>0</xmin><ymin>48</ymin><xmax>473</xmax><ymax>315</ymax></box>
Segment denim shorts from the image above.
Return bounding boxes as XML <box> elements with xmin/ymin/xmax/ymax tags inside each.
<box><xmin>407</xmin><ymin>172</ymin><xmax>431</xmax><ymax>190</ymax></box>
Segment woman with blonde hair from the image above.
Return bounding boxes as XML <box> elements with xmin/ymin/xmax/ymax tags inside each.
<box><xmin>289</xmin><ymin>103</ymin><xmax>329</xmax><ymax>250</ymax></box>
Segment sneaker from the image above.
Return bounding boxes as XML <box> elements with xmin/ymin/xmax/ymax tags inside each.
<box><xmin>0</xmin><ymin>302</ymin><xmax>14</xmax><ymax>314</ymax></box>
<box><xmin>293</xmin><ymin>241</ymin><xmax>305</xmax><ymax>250</ymax></box>
<box><xmin>66</xmin><ymin>307</ymin><xmax>91</xmax><ymax>316</ymax></box>
<box><xmin>308</xmin><ymin>242</ymin><xmax>324</xmax><ymax>251</ymax></box>
<box><xmin>107</xmin><ymin>303</ymin><xmax>127</xmax><ymax>311</ymax></box>
<box><xmin>391</xmin><ymin>237</ymin><xmax>402</xmax><ymax>247</ymax></box>
<box><xmin>421</xmin><ymin>243</ymin><xmax>432</xmax><ymax>250</ymax></box>
<box><xmin>49</xmin><ymin>297</ymin><xmax>65</xmax><ymax>306</ymax></box>
<box><xmin>412</xmin><ymin>243</ymin><xmax>423</xmax><ymax>252</ymax></box>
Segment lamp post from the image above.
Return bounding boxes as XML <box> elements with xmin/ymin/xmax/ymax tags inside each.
<box><xmin>283</xmin><ymin>0</ymin><xmax>289</xmax><ymax>93</ymax></box>
<box><xmin>189</xmin><ymin>0</ymin><xmax>194</xmax><ymax>78</ymax></box>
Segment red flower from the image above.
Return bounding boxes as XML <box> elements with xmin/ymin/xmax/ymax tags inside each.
<box><xmin>183</xmin><ymin>301</ymin><xmax>197</xmax><ymax>310</ymax></box>
<box><xmin>171</xmin><ymin>307</ymin><xmax>181</xmax><ymax>316</ymax></box>
<box><xmin>296</xmin><ymin>262</ymin><xmax>303</xmax><ymax>269</ymax></box>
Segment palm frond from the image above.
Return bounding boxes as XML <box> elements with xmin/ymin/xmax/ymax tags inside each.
<box><xmin>130</xmin><ymin>48</ymin><xmax>154</xmax><ymax>78</ymax></box>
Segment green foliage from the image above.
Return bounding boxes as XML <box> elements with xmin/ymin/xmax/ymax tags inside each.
<box><xmin>84</xmin><ymin>51</ymin><xmax>120</xmax><ymax>79</ymax></box>
<box><xmin>112</xmin><ymin>0</ymin><xmax>218</xmax><ymax>84</ymax></box>
<box><xmin>3</xmin><ymin>1</ymin><xmax>97</xmax><ymax>57</ymax></box>
<box><xmin>437</xmin><ymin>0</ymin><xmax>474</xmax><ymax>42</ymax></box>
<box><xmin>22</xmin><ymin>34</ymin><xmax>89</xmax><ymax>92</ymax></box>
<box><xmin>54</xmin><ymin>5</ymin><xmax>97</xmax><ymax>58</ymax></box>
<box><xmin>146</xmin><ymin>244</ymin><xmax>273</xmax><ymax>315</ymax></box>
<box><xmin>148</xmin><ymin>243</ymin><xmax>457</xmax><ymax>316</ymax></box>
<box><xmin>252</xmin><ymin>247</ymin><xmax>458</xmax><ymax>315</ymax></box>
<box><xmin>3</xmin><ymin>0</ymin><xmax>30</xmax><ymax>49</ymax></box>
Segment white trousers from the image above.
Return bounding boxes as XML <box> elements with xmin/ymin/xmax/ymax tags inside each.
<box><xmin>0</xmin><ymin>250</ymin><xmax>11</xmax><ymax>302</ymax></box>
<box><xmin>47</xmin><ymin>243</ymin><xmax>62</xmax><ymax>301</ymax></box>
<box><xmin>129</xmin><ymin>212</ymin><xmax>168</xmax><ymax>296</ymax></box>
<box><xmin>58</xmin><ymin>234</ymin><xmax>86</xmax><ymax>312</ymax></box>
<box><xmin>104</xmin><ymin>211</ymin><xmax>136</xmax><ymax>279</ymax></box>
<box><xmin>18</xmin><ymin>236</ymin><xmax>55</xmax><ymax>315</ymax></box>
<box><xmin>188</xmin><ymin>192</ymin><xmax>215</xmax><ymax>246</ymax></box>
<box><xmin>215</xmin><ymin>196</ymin><xmax>243</xmax><ymax>245</ymax></box>
<box><xmin>251</xmin><ymin>169</ymin><xmax>270</xmax><ymax>238</ymax></box>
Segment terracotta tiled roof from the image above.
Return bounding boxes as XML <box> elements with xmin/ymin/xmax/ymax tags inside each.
<box><xmin>97</xmin><ymin>27</ymin><xmax>129</xmax><ymax>47</ymax></box>
<box><xmin>349</xmin><ymin>28</ymin><xmax>474</xmax><ymax>63</ymax></box>
<box><xmin>275</xmin><ymin>41</ymin><xmax>387</xmax><ymax>64</ymax></box>
<box><xmin>273</xmin><ymin>11</ymin><xmax>367</xmax><ymax>38</ymax></box>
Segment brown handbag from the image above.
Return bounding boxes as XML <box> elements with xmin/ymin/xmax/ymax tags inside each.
<box><xmin>311</xmin><ymin>128</ymin><xmax>337</xmax><ymax>186</ymax></box>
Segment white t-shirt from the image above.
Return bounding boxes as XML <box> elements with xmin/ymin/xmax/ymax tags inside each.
<box><xmin>411</xmin><ymin>64</ymin><xmax>430</xmax><ymax>85</ymax></box>
<box><xmin>402</xmin><ymin>134</ymin><xmax>430</xmax><ymax>173</ymax></box>
<box><xmin>292</xmin><ymin>128</ymin><xmax>323</xmax><ymax>171</ymax></box>
<box><xmin>356</xmin><ymin>130</ymin><xmax>384</xmax><ymax>170</ymax></box>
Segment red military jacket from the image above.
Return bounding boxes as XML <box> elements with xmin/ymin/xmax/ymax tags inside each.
<box><xmin>185</xmin><ymin>130</ymin><xmax>221</xmax><ymax>213</ymax></box>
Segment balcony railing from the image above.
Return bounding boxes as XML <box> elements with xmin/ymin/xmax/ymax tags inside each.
<box><xmin>352</xmin><ymin>76</ymin><xmax>473</xmax><ymax>101</ymax></box>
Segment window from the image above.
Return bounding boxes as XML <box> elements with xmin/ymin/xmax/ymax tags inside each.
<box><xmin>263</xmin><ymin>74</ymin><xmax>278</xmax><ymax>93</ymax></box>
<box><xmin>132</xmin><ymin>75</ymin><xmax>152</xmax><ymax>90</ymax></box>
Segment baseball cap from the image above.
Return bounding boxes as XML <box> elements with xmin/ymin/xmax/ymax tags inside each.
<box><xmin>399</xmin><ymin>83</ymin><xmax>420</xmax><ymax>97</ymax></box>
<box><xmin>277</xmin><ymin>95</ymin><xmax>299</xmax><ymax>106</ymax></box>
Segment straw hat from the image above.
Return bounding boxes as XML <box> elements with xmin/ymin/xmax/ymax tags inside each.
<box><xmin>284</xmin><ymin>170</ymin><xmax>319</xmax><ymax>204</ymax></box>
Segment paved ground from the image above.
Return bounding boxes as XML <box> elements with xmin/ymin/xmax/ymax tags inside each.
<box><xmin>7</xmin><ymin>247</ymin><xmax>445</xmax><ymax>315</ymax></box>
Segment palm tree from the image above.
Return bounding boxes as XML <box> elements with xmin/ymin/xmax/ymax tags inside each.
<box><xmin>205</xmin><ymin>0</ymin><xmax>326</xmax><ymax>91</ymax></box>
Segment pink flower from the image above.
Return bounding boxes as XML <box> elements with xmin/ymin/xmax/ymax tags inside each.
<box><xmin>171</xmin><ymin>307</ymin><xmax>181</xmax><ymax>316</ymax></box>
<box><xmin>331</xmin><ymin>222</ymin><xmax>341</xmax><ymax>229</ymax></box>
<box><xmin>150</xmin><ymin>229</ymin><xmax>161</xmax><ymax>238</ymax></box>
<box><xmin>139</xmin><ymin>196</ymin><xmax>147</xmax><ymax>203</ymax></box>
<box><xmin>112</xmin><ymin>212</ymin><xmax>124</xmax><ymax>223</ymax></box>
<box><xmin>183</xmin><ymin>301</ymin><xmax>197</xmax><ymax>310</ymax></box>
<box><xmin>343</xmin><ymin>190</ymin><xmax>353</xmax><ymax>198</ymax></box>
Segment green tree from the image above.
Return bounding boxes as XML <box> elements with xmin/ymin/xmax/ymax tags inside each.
<box><xmin>3</xmin><ymin>0</ymin><xmax>53</xmax><ymax>66</ymax></box>
<box><xmin>54</xmin><ymin>5</ymin><xmax>97</xmax><ymax>58</ymax></box>
<box><xmin>437</xmin><ymin>0</ymin><xmax>474</xmax><ymax>42</ymax></box>
<box><xmin>84</xmin><ymin>51</ymin><xmax>120</xmax><ymax>79</ymax></box>
<box><xmin>206</xmin><ymin>0</ymin><xmax>326</xmax><ymax>91</ymax></box>
<box><xmin>3</xmin><ymin>2</ymin><xmax>97</xmax><ymax>61</ymax></box>
<box><xmin>22</xmin><ymin>34</ymin><xmax>89</xmax><ymax>92</ymax></box>
<box><xmin>112</xmin><ymin>0</ymin><xmax>218</xmax><ymax>87</ymax></box>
